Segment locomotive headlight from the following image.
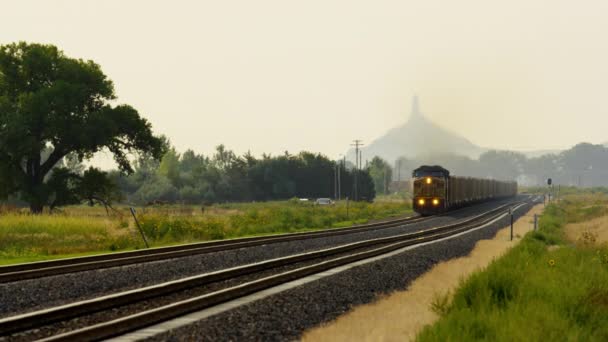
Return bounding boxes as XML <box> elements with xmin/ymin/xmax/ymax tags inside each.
<box><xmin>426</xmin><ymin>177</ymin><xmax>432</xmax><ymax>184</ymax></box>
<box><xmin>418</xmin><ymin>198</ymin><xmax>425</xmax><ymax>205</ymax></box>
<box><xmin>432</xmin><ymin>198</ymin><xmax>439</xmax><ymax>206</ymax></box>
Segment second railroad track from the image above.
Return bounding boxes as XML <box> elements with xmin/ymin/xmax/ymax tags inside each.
<box><xmin>0</xmin><ymin>200</ymin><xmax>529</xmax><ymax>341</ymax></box>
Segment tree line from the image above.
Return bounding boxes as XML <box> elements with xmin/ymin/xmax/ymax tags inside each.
<box><xmin>391</xmin><ymin>142</ymin><xmax>608</xmax><ymax>187</ymax></box>
<box><xmin>111</xmin><ymin>145</ymin><xmax>375</xmax><ymax>205</ymax></box>
<box><xmin>0</xmin><ymin>42</ymin><xmax>375</xmax><ymax>212</ymax></box>
<box><xmin>4</xmin><ymin>41</ymin><xmax>607</xmax><ymax>213</ymax></box>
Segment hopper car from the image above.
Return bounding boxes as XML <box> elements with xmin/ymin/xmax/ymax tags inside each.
<box><xmin>412</xmin><ymin>165</ymin><xmax>517</xmax><ymax>216</ymax></box>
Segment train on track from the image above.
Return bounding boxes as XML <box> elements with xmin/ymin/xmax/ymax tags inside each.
<box><xmin>412</xmin><ymin>165</ymin><xmax>517</xmax><ymax>215</ymax></box>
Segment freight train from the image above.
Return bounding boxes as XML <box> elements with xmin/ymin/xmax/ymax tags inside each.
<box><xmin>412</xmin><ymin>165</ymin><xmax>517</xmax><ymax>215</ymax></box>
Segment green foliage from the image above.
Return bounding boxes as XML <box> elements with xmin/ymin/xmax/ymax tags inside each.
<box><xmin>45</xmin><ymin>167</ymin><xmax>81</xmax><ymax>209</ymax></box>
<box><xmin>0</xmin><ymin>214</ymin><xmax>137</xmax><ymax>263</ymax></box>
<box><xmin>430</xmin><ymin>291</ymin><xmax>451</xmax><ymax>316</ymax></box>
<box><xmin>137</xmin><ymin>215</ymin><xmax>226</xmax><ymax>242</ymax></box>
<box><xmin>357</xmin><ymin>170</ymin><xmax>376</xmax><ymax>201</ymax></box>
<box><xmin>479</xmin><ymin>150</ymin><xmax>526</xmax><ymax>181</ymax></box>
<box><xmin>159</xmin><ymin>147</ymin><xmax>181</xmax><ymax>186</ymax></box>
<box><xmin>133</xmin><ymin>174</ymin><xmax>179</xmax><ymax>203</ymax></box>
<box><xmin>0</xmin><ymin>42</ymin><xmax>164</xmax><ymax>212</ymax></box>
<box><xmin>368</xmin><ymin>156</ymin><xmax>392</xmax><ymax>195</ymax></box>
<box><xmin>116</xmin><ymin>145</ymin><xmax>376</xmax><ymax>205</ymax></box>
<box><xmin>417</xmin><ymin>193</ymin><xmax>608</xmax><ymax>342</ymax></box>
<box><xmin>0</xmin><ymin>200</ymin><xmax>411</xmax><ymax>263</ymax></box>
<box><xmin>32</xmin><ymin>166</ymin><xmax>122</xmax><ymax>210</ymax></box>
<box><xmin>78</xmin><ymin>167</ymin><xmax>123</xmax><ymax>207</ymax></box>
<box><xmin>136</xmin><ymin>200</ymin><xmax>410</xmax><ymax>242</ymax></box>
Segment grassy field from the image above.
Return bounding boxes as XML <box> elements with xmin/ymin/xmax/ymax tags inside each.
<box><xmin>0</xmin><ymin>199</ymin><xmax>411</xmax><ymax>265</ymax></box>
<box><xmin>417</xmin><ymin>191</ymin><xmax>608</xmax><ymax>341</ymax></box>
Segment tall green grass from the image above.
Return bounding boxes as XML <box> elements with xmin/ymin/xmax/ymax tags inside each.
<box><xmin>137</xmin><ymin>200</ymin><xmax>410</xmax><ymax>244</ymax></box>
<box><xmin>0</xmin><ymin>200</ymin><xmax>411</xmax><ymax>264</ymax></box>
<box><xmin>417</xmin><ymin>193</ymin><xmax>608</xmax><ymax>341</ymax></box>
<box><xmin>0</xmin><ymin>215</ymin><xmax>137</xmax><ymax>264</ymax></box>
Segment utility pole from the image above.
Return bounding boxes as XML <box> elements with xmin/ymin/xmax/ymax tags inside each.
<box><xmin>338</xmin><ymin>163</ymin><xmax>341</xmax><ymax>200</ymax></box>
<box><xmin>337</xmin><ymin>155</ymin><xmax>342</xmax><ymax>201</ymax></box>
<box><xmin>360</xmin><ymin>151</ymin><xmax>363</xmax><ymax>169</ymax></box>
<box><xmin>334</xmin><ymin>163</ymin><xmax>338</xmax><ymax>200</ymax></box>
<box><xmin>384</xmin><ymin>166</ymin><xmax>388</xmax><ymax>194</ymax></box>
<box><xmin>397</xmin><ymin>159</ymin><xmax>401</xmax><ymax>182</ymax></box>
<box><xmin>351</xmin><ymin>140</ymin><xmax>363</xmax><ymax>201</ymax></box>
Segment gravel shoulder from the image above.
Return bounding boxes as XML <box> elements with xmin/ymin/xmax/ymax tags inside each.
<box><xmin>145</xmin><ymin>200</ymin><xmax>534</xmax><ymax>342</ymax></box>
<box><xmin>0</xmin><ymin>199</ymin><xmax>518</xmax><ymax>318</ymax></box>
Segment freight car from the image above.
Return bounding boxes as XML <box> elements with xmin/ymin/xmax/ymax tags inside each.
<box><xmin>412</xmin><ymin>165</ymin><xmax>517</xmax><ymax>215</ymax></box>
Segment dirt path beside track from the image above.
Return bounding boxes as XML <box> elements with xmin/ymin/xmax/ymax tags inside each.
<box><xmin>302</xmin><ymin>204</ymin><xmax>544</xmax><ymax>342</ymax></box>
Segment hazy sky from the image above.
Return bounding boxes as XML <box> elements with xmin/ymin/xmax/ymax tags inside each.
<box><xmin>2</xmin><ymin>0</ymin><xmax>608</xmax><ymax>165</ymax></box>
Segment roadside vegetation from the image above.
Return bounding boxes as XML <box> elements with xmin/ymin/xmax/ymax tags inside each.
<box><xmin>417</xmin><ymin>190</ymin><xmax>608</xmax><ymax>341</ymax></box>
<box><xmin>0</xmin><ymin>199</ymin><xmax>411</xmax><ymax>265</ymax></box>
<box><xmin>521</xmin><ymin>185</ymin><xmax>608</xmax><ymax>197</ymax></box>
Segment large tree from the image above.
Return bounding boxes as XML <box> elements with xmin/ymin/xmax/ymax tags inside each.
<box><xmin>0</xmin><ymin>42</ymin><xmax>164</xmax><ymax>212</ymax></box>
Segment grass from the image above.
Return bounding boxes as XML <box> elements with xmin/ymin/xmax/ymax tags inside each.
<box><xmin>417</xmin><ymin>191</ymin><xmax>608</xmax><ymax>341</ymax></box>
<box><xmin>0</xmin><ymin>199</ymin><xmax>412</xmax><ymax>265</ymax></box>
<box><xmin>521</xmin><ymin>185</ymin><xmax>608</xmax><ymax>198</ymax></box>
<box><xmin>0</xmin><ymin>214</ymin><xmax>137</xmax><ymax>265</ymax></box>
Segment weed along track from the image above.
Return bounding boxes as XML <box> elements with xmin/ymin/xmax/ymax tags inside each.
<box><xmin>0</xmin><ymin>214</ymin><xmax>428</xmax><ymax>284</ymax></box>
<box><xmin>0</xmin><ymin>199</ymin><xmax>533</xmax><ymax>341</ymax></box>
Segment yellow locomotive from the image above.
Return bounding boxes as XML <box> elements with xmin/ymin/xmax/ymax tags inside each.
<box><xmin>412</xmin><ymin>165</ymin><xmax>517</xmax><ymax>215</ymax></box>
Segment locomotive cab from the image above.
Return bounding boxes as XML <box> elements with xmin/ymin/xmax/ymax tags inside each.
<box><xmin>412</xmin><ymin>165</ymin><xmax>449</xmax><ymax>215</ymax></box>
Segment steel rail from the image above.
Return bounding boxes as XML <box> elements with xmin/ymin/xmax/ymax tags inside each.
<box><xmin>0</xmin><ymin>201</ymin><xmax>523</xmax><ymax>339</ymax></box>
<box><xmin>0</xmin><ymin>214</ymin><xmax>432</xmax><ymax>283</ymax></box>
<box><xmin>0</xmin><ymin>198</ymin><xmax>520</xmax><ymax>284</ymax></box>
<box><xmin>41</xmin><ymin>201</ymin><xmax>528</xmax><ymax>342</ymax></box>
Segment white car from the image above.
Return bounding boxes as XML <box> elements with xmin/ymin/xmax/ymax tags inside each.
<box><xmin>315</xmin><ymin>198</ymin><xmax>334</xmax><ymax>205</ymax></box>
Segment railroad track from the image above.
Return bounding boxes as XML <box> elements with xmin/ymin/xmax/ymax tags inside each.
<box><xmin>0</xmin><ymin>198</ymin><xmax>522</xmax><ymax>284</ymax></box>
<box><xmin>0</xmin><ymin>213</ymin><xmax>432</xmax><ymax>284</ymax></box>
<box><xmin>0</xmin><ymin>200</ymin><xmax>528</xmax><ymax>341</ymax></box>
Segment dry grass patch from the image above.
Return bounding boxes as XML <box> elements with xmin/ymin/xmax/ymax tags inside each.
<box><xmin>565</xmin><ymin>214</ymin><xmax>608</xmax><ymax>246</ymax></box>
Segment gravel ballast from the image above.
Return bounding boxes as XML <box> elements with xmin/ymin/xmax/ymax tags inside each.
<box><xmin>145</xmin><ymin>202</ymin><xmax>534</xmax><ymax>342</ymax></box>
<box><xmin>8</xmin><ymin>241</ymin><xmax>405</xmax><ymax>342</ymax></box>
<box><xmin>0</xmin><ymin>198</ymin><xmax>523</xmax><ymax>318</ymax></box>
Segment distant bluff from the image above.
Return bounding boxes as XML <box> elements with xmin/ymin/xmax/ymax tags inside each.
<box><xmin>346</xmin><ymin>96</ymin><xmax>486</xmax><ymax>164</ymax></box>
